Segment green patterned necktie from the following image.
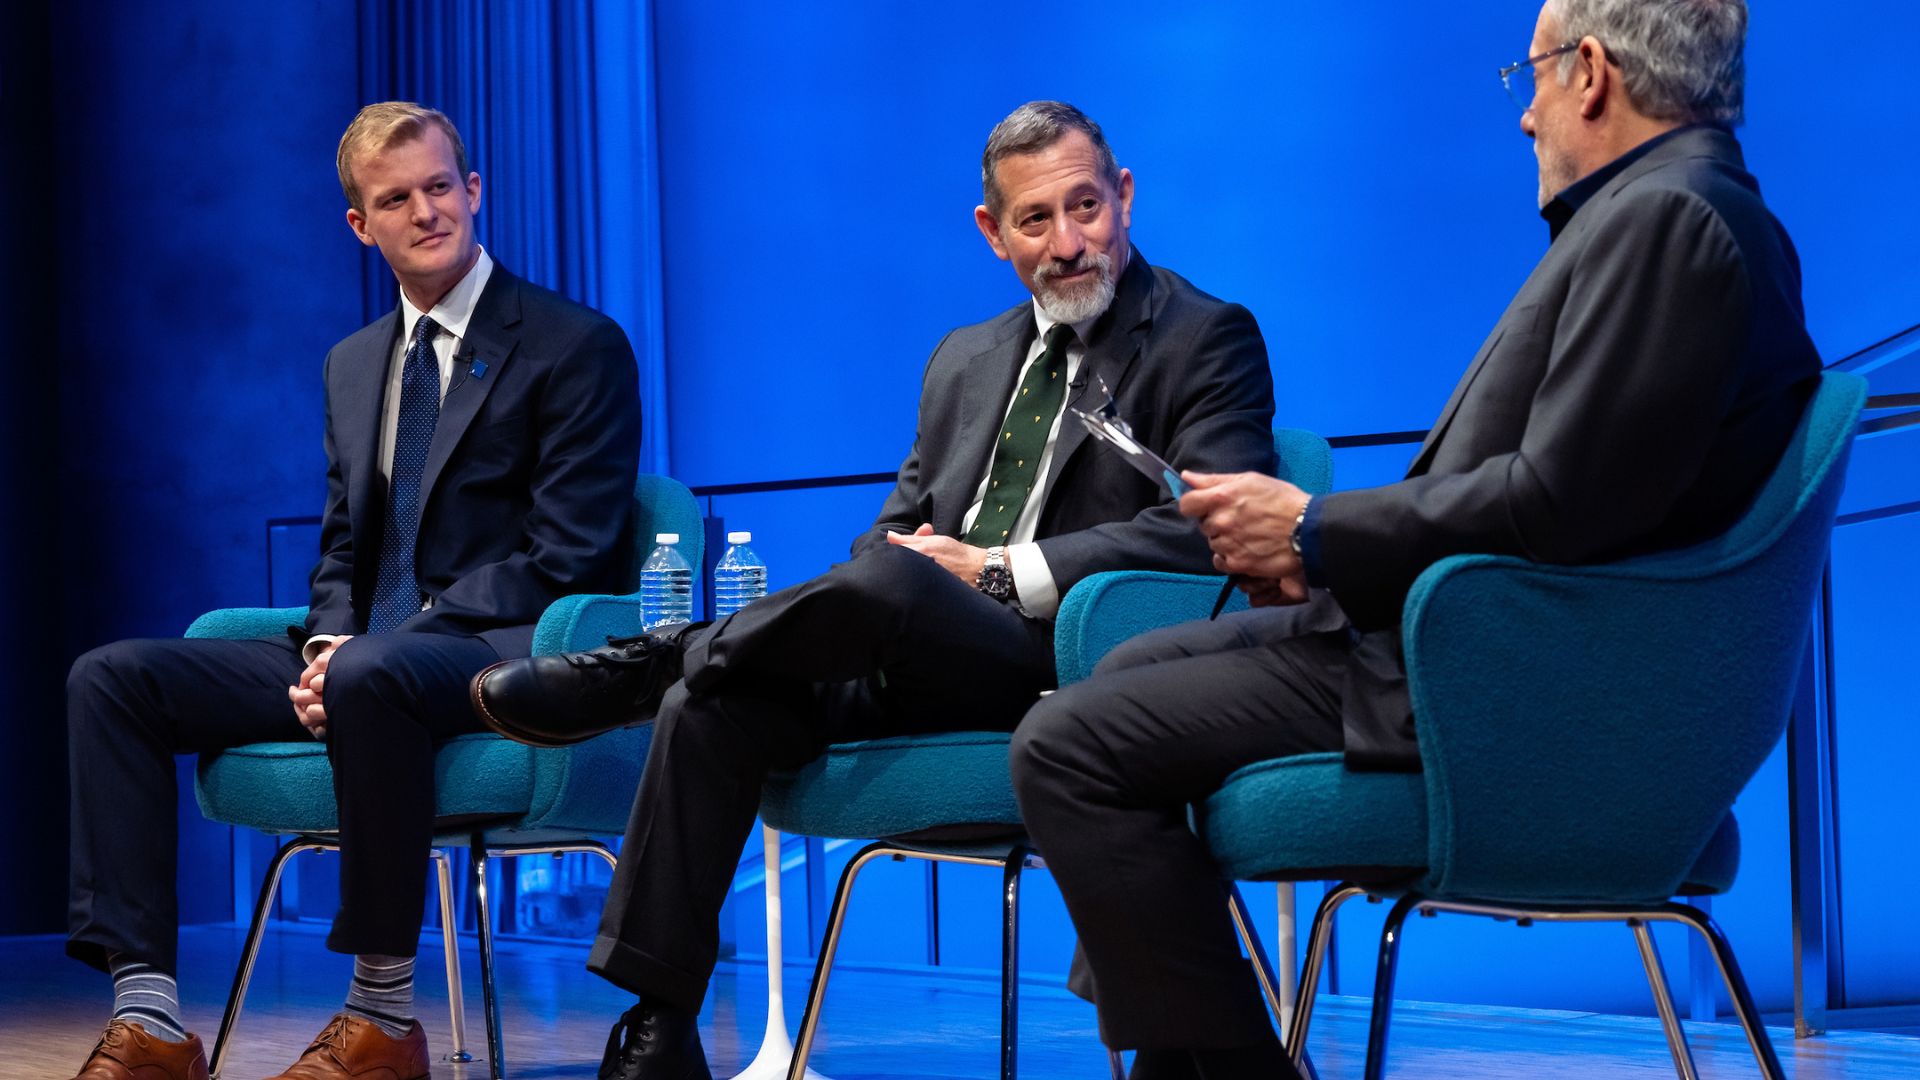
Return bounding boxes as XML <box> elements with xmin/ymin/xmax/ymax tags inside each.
<box><xmin>965</xmin><ymin>323</ymin><xmax>1076</xmax><ymax>547</ymax></box>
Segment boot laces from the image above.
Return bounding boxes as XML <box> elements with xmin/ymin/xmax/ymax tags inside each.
<box><xmin>562</xmin><ymin>633</ymin><xmax>657</xmax><ymax>671</ymax></box>
<box><xmin>600</xmin><ymin>1006</ymin><xmax>663</xmax><ymax>1079</ymax></box>
<box><xmin>303</xmin><ymin>1015</ymin><xmax>354</xmax><ymax>1056</ymax></box>
<box><xmin>88</xmin><ymin>1020</ymin><xmax>131</xmax><ymax>1060</ymax></box>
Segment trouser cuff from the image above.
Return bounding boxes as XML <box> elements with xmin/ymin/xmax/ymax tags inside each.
<box><xmin>67</xmin><ymin>923</ymin><xmax>170</xmax><ymax>977</ymax></box>
<box><xmin>1096</xmin><ymin>973</ymin><xmax>1277</xmax><ymax>1050</ymax></box>
<box><xmin>588</xmin><ymin>934</ymin><xmax>708</xmax><ymax>1012</ymax></box>
<box><xmin>327</xmin><ymin>915</ymin><xmax>426</xmax><ymax>960</ymax></box>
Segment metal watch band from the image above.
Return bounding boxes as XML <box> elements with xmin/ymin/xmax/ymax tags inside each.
<box><xmin>976</xmin><ymin>545</ymin><xmax>1014</xmax><ymax>601</ymax></box>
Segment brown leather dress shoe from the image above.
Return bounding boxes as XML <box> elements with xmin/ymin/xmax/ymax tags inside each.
<box><xmin>264</xmin><ymin>1013</ymin><xmax>429</xmax><ymax>1080</ymax></box>
<box><xmin>70</xmin><ymin>1019</ymin><xmax>209</xmax><ymax>1080</ymax></box>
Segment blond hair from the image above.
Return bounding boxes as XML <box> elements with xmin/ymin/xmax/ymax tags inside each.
<box><xmin>336</xmin><ymin>102</ymin><xmax>470</xmax><ymax>212</ymax></box>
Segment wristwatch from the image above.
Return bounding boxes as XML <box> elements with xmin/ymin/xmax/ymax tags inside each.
<box><xmin>976</xmin><ymin>545</ymin><xmax>1015</xmax><ymax>602</ymax></box>
<box><xmin>1290</xmin><ymin>496</ymin><xmax>1311</xmax><ymax>557</ymax></box>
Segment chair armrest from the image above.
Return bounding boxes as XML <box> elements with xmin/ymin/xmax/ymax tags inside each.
<box><xmin>1055</xmin><ymin>571</ymin><xmax>1245</xmax><ymax>685</ymax></box>
<box><xmin>515</xmin><ymin>594</ymin><xmax>658</xmax><ymax>831</ymax></box>
<box><xmin>1050</xmin><ymin>426</ymin><xmax>1331</xmax><ymax>686</ymax></box>
<box><xmin>531</xmin><ymin>594</ymin><xmax>648</xmax><ymax>656</ymax></box>
<box><xmin>185</xmin><ymin>606</ymin><xmax>310</xmax><ymax>641</ymax></box>
<box><xmin>185</xmin><ymin>598</ymin><xmax>638</xmax><ymax>656</ymax></box>
<box><xmin>516</xmin><ymin>724</ymin><xmax>655</xmax><ymax>835</ymax></box>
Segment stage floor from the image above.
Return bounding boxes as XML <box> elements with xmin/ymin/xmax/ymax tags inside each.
<box><xmin>5</xmin><ymin>923</ymin><xmax>1915</xmax><ymax>1078</ymax></box>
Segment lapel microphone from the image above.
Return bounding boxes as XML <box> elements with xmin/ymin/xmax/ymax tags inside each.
<box><xmin>447</xmin><ymin>345</ymin><xmax>487</xmax><ymax>392</ymax></box>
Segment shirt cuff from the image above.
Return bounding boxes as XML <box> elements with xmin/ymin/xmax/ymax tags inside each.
<box><xmin>1298</xmin><ymin>496</ymin><xmax>1329</xmax><ymax>589</ymax></box>
<box><xmin>302</xmin><ymin>634</ymin><xmax>346</xmax><ymax>665</ymax></box>
<box><xmin>1006</xmin><ymin>542</ymin><xmax>1061</xmax><ymax>619</ymax></box>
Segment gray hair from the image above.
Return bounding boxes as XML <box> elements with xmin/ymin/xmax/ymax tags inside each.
<box><xmin>980</xmin><ymin>101</ymin><xmax>1122</xmax><ymax>218</ymax></box>
<box><xmin>1548</xmin><ymin>0</ymin><xmax>1747</xmax><ymax>126</ymax></box>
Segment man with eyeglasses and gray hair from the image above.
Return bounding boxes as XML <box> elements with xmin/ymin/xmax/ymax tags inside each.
<box><xmin>1012</xmin><ymin>2</ymin><xmax>1820</xmax><ymax>1075</ymax></box>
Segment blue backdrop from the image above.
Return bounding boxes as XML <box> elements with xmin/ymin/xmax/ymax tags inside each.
<box><xmin>2</xmin><ymin>0</ymin><xmax>1913</xmax><ymax>1024</ymax></box>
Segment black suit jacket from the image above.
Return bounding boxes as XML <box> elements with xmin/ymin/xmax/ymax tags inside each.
<box><xmin>855</xmin><ymin>249</ymin><xmax>1276</xmax><ymax>595</ymax></box>
<box><xmin>1317</xmin><ymin>126</ymin><xmax>1821</xmax><ymax>767</ymax></box>
<box><xmin>305</xmin><ymin>263</ymin><xmax>642</xmax><ymax>657</ymax></box>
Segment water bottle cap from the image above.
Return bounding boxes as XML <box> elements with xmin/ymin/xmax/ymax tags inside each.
<box><xmin>726</xmin><ymin>531</ymin><xmax>752</xmax><ymax>544</ymax></box>
<box><xmin>655</xmin><ymin>533</ymin><xmax>680</xmax><ymax>544</ymax></box>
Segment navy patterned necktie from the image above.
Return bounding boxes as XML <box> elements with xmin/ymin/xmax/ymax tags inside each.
<box><xmin>367</xmin><ymin>315</ymin><xmax>443</xmax><ymax>634</ymax></box>
<box><xmin>965</xmin><ymin>323</ymin><xmax>1075</xmax><ymax>547</ymax></box>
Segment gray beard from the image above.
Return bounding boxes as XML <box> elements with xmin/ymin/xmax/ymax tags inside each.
<box><xmin>1536</xmin><ymin>142</ymin><xmax>1578</xmax><ymax>210</ymax></box>
<box><xmin>1033</xmin><ymin>253</ymin><xmax>1117</xmax><ymax>325</ymax></box>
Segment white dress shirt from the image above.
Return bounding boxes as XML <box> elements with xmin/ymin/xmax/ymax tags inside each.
<box><xmin>380</xmin><ymin>248</ymin><xmax>495</xmax><ymax>479</ymax></box>
<box><xmin>957</xmin><ymin>300</ymin><xmax>1100</xmax><ymax>619</ymax></box>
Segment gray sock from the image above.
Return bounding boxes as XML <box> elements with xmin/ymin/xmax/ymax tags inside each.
<box><xmin>108</xmin><ymin>953</ymin><xmax>189</xmax><ymax>1043</ymax></box>
<box><xmin>344</xmin><ymin>954</ymin><xmax>416</xmax><ymax>1039</ymax></box>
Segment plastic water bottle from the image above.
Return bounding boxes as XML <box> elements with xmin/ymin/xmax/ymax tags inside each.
<box><xmin>639</xmin><ymin>532</ymin><xmax>694</xmax><ymax>630</ymax></box>
<box><xmin>711</xmin><ymin>531</ymin><xmax>768</xmax><ymax>619</ymax></box>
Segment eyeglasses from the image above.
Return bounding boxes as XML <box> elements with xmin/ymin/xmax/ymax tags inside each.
<box><xmin>1498</xmin><ymin>41</ymin><xmax>1579</xmax><ymax>111</ymax></box>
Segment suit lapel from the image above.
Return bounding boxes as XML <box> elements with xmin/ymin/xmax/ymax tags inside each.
<box><xmin>939</xmin><ymin>310</ymin><xmax>1035</xmax><ymax>534</ymax></box>
<box><xmin>419</xmin><ymin>269</ymin><xmax>519</xmax><ymax>513</ymax></box>
<box><xmin>1406</xmin><ymin>323</ymin><xmax>1504</xmax><ymax>477</ymax></box>
<box><xmin>1043</xmin><ymin>253</ymin><xmax>1151</xmax><ymax>494</ymax></box>
<box><xmin>341</xmin><ymin>311</ymin><xmax>398</xmax><ymax>549</ymax></box>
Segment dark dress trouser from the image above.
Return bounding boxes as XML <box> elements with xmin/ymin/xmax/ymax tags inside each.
<box><xmin>588</xmin><ymin>543</ymin><xmax>1056</xmax><ymax>1009</ymax></box>
<box><xmin>67</xmin><ymin>630</ymin><xmax>497</xmax><ymax>974</ymax></box>
<box><xmin>1011</xmin><ymin>604</ymin><xmax>1352</xmax><ymax>1054</ymax></box>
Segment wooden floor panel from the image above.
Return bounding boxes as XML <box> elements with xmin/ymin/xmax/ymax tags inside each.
<box><xmin>4</xmin><ymin>924</ymin><xmax>1915</xmax><ymax>1078</ymax></box>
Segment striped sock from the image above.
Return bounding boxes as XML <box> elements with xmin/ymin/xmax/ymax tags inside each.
<box><xmin>108</xmin><ymin>953</ymin><xmax>188</xmax><ymax>1043</ymax></box>
<box><xmin>344</xmin><ymin>954</ymin><xmax>416</xmax><ymax>1039</ymax></box>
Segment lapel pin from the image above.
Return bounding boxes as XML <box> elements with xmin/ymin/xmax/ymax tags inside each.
<box><xmin>469</xmin><ymin>359</ymin><xmax>489</xmax><ymax>380</ymax></box>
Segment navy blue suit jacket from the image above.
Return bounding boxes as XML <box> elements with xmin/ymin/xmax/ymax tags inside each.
<box><xmin>304</xmin><ymin>264</ymin><xmax>642</xmax><ymax>658</ymax></box>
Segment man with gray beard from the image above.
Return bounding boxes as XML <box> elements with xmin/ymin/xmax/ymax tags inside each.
<box><xmin>468</xmin><ymin>100</ymin><xmax>1277</xmax><ymax>1078</ymax></box>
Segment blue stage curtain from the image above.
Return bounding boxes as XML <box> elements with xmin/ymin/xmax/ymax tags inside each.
<box><xmin>355</xmin><ymin>0</ymin><xmax>671</xmax><ymax>473</ymax></box>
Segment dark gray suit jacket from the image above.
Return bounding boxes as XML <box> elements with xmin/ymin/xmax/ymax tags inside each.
<box><xmin>854</xmin><ymin>249</ymin><xmax>1277</xmax><ymax>596</ymax></box>
<box><xmin>1316</xmin><ymin>126</ymin><xmax>1821</xmax><ymax>768</ymax></box>
<box><xmin>305</xmin><ymin>264</ymin><xmax>642</xmax><ymax>658</ymax></box>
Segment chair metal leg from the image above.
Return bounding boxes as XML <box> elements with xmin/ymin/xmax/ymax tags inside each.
<box><xmin>1000</xmin><ymin>845</ymin><xmax>1028</xmax><ymax>1080</ymax></box>
<box><xmin>1275</xmin><ymin>882</ymin><xmax>1300</xmax><ymax>1036</ymax></box>
<box><xmin>1226</xmin><ymin>883</ymin><xmax>1288</xmax><ymax>1041</ymax></box>
<box><xmin>469</xmin><ymin>833</ymin><xmax>506</xmax><ymax>1080</ymax></box>
<box><xmin>1365</xmin><ymin>895</ymin><xmax>1786</xmax><ymax>1080</ymax></box>
<box><xmin>213</xmin><ymin>834</ymin><xmax>610</xmax><ymax>1080</ymax></box>
<box><xmin>432</xmin><ymin>848</ymin><xmax>473</xmax><ymax>1063</ymax></box>
<box><xmin>1107</xmin><ymin>1049</ymin><xmax>1127</xmax><ymax>1080</ymax></box>
<box><xmin>1661</xmin><ymin>902</ymin><xmax>1786</xmax><ymax>1080</ymax></box>
<box><xmin>583</xmin><ymin>841</ymin><xmax>619</xmax><ymax>871</ymax></box>
<box><xmin>1630</xmin><ymin>919</ymin><xmax>1700</xmax><ymax>1080</ymax></box>
<box><xmin>789</xmin><ymin>843</ymin><xmax>896</xmax><ymax>1080</ymax></box>
<box><xmin>210</xmin><ymin>837</ymin><xmax>326</xmax><ymax>1079</ymax></box>
<box><xmin>1288</xmin><ymin>883</ymin><xmax>1368</xmax><ymax>1062</ymax></box>
<box><xmin>1362</xmin><ymin>893</ymin><xmax>1422</xmax><ymax>1080</ymax></box>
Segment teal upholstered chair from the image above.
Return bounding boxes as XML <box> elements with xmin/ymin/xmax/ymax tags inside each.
<box><xmin>191</xmin><ymin>473</ymin><xmax>700</xmax><ymax>1080</ymax></box>
<box><xmin>1199</xmin><ymin>371</ymin><xmax>1867</xmax><ymax>1080</ymax></box>
<box><xmin>761</xmin><ymin>429</ymin><xmax>1333</xmax><ymax>1080</ymax></box>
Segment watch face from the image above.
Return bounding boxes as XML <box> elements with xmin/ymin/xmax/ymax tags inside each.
<box><xmin>977</xmin><ymin>560</ymin><xmax>1013</xmax><ymax>600</ymax></box>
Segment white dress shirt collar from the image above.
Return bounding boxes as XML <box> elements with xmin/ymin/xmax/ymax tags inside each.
<box><xmin>1029</xmin><ymin>298</ymin><xmax>1101</xmax><ymax>351</ymax></box>
<box><xmin>400</xmin><ymin>247</ymin><xmax>494</xmax><ymax>345</ymax></box>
